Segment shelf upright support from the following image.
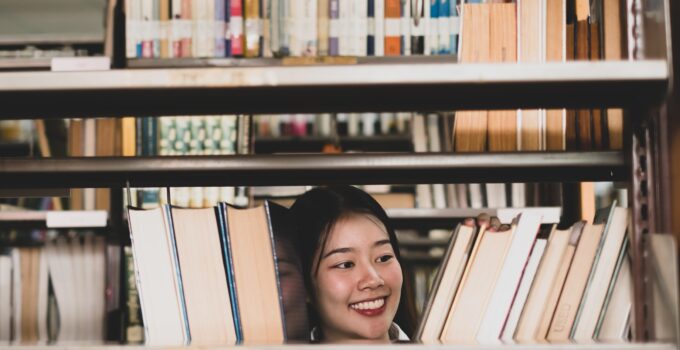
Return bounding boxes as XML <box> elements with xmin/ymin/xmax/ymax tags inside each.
<box><xmin>630</xmin><ymin>109</ymin><xmax>658</xmax><ymax>342</ymax></box>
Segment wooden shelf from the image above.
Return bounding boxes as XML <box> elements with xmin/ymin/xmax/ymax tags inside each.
<box><xmin>0</xmin><ymin>151</ymin><xmax>625</xmax><ymax>188</ymax></box>
<box><xmin>254</xmin><ymin>135</ymin><xmax>413</xmax><ymax>153</ymax></box>
<box><xmin>0</xmin><ymin>60</ymin><xmax>667</xmax><ymax>118</ymax></box>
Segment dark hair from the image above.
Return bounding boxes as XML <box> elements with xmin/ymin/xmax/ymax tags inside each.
<box><xmin>289</xmin><ymin>185</ymin><xmax>414</xmax><ymax>340</ymax></box>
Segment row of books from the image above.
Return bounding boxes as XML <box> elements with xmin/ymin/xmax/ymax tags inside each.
<box><xmin>124</xmin><ymin>0</ymin><xmax>460</xmax><ymax>59</ymax></box>
<box><xmin>416</xmin><ymin>204</ymin><xmax>630</xmax><ymax>343</ymax></box>
<box><xmin>131</xmin><ymin>115</ymin><xmax>248</xmax><ymax>209</ymax></box>
<box><xmin>0</xmin><ymin>235</ymin><xmax>107</xmax><ymax>344</ymax></box>
<box><xmin>254</xmin><ymin>113</ymin><xmax>412</xmax><ymax>138</ymax></box>
<box><xmin>127</xmin><ymin>196</ymin><xmax>634</xmax><ymax>345</ymax></box>
<box><xmin>127</xmin><ymin>201</ymin><xmax>301</xmax><ymax>345</ymax></box>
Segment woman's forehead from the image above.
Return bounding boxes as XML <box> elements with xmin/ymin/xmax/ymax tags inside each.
<box><xmin>323</xmin><ymin>214</ymin><xmax>390</xmax><ymax>248</ymax></box>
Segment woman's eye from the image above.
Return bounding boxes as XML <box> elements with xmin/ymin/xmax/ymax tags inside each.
<box><xmin>377</xmin><ymin>255</ymin><xmax>393</xmax><ymax>263</ymax></box>
<box><xmin>334</xmin><ymin>261</ymin><xmax>354</xmax><ymax>269</ymax></box>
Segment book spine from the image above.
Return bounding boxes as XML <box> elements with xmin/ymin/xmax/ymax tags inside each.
<box><xmin>215</xmin><ymin>0</ymin><xmax>226</xmax><ymax>57</ymax></box>
<box><xmin>180</xmin><ymin>0</ymin><xmax>193</xmax><ymax>57</ymax></box>
<box><xmin>428</xmin><ymin>0</ymin><xmax>438</xmax><ymax>55</ymax></box>
<box><xmin>367</xmin><ymin>0</ymin><xmax>375</xmax><ymax>56</ymax></box>
<box><xmin>318</xmin><ymin>0</ymin><xmax>330</xmax><ymax>56</ymax></box>
<box><xmin>374</xmin><ymin>0</ymin><xmax>385</xmax><ymax>56</ymax></box>
<box><xmin>438</xmin><ymin>0</ymin><xmax>450</xmax><ymax>54</ymax></box>
<box><xmin>216</xmin><ymin>204</ymin><xmax>243</xmax><ymax>342</ymax></box>
<box><xmin>400</xmin><ymin>0</ymin><xmax>411</xmax><ymax>55</ymax></box>
<box><xmin>411</xmin><ymin>0</ymin><xmax>424</xmax><ymax>54</ymax></box>
<box><xmin>225</xmin><ymin>0</ymin><xmax>231</xmax><ymax>56</ymax></box>
<box><xmin>449</xmin><ymin>0</ymin><xmax>459</xmax><ymax>54</ymax></box>
<box><xmin>384</xmin><ymin>0</ymin><xmax>401</xmax><ymax>55</ymax></box>
<box><xmin>356</xmin><ymin>0</ymin><xmax>367</xmax><ymax>57</ymax></box>
<box><xmin>124</xmin><ymin>247</ymin><xmax>145</xmax><ymax>344</ymax></box>
<box><xmin>329</xmin><ymin>0</ymin><xmax>340</xmax><ymax>55</ymax></box>
<box><xmin>230</xmin><ymin>0</ymin><xmax>244</xmax><ymax>56</ymax></box>
<box><xmin>244</xmin><ymin>0</ymin><xmax>261</xmax><ymax>57</ymax></box>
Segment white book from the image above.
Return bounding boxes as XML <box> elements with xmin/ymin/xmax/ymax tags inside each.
<box><xmin>46</xmin><ymin>211</ymin><xmax>108</xmax><ymax>228</ymax></box>
<box><xmin>339</xmin><ymin>0</ymin><xmax>351</xmax><ymax>55</ymax></box>
<box><xmin>426</xmin><ymin>114</ymin><xmax>447</xmax><ymax>208</ymax></box>
<box><xmin>501</xmin><ymin>237</ymin><xmax>547</xmax><ymax>342</ymax></box>
<box><xmin>45</xmin><ymin>237</ymin><xmax>77</xmax><ymax>343</ymax></box>
<box><xmin>92</xmin><ymin>238</ymin><xmax>106</xmax><ymax>341</ymax></box>
<box><xmin>423</xmin><ymin>0</ymin><xmax>430</xmax><ymax>55</ymax></box>
<box><xmin>361</xmin><ymin>113</ymin><xmax>378</xmax><ymax>136</ymax></box>
<box><xmin>598</xmin><ymin>249</ymin><xmax>632</xmax><ymax>342</ymax></box>
<box><xmin>514</xmin><ymin>225</ymin><xmax>573</xmax><ymax>342</ymax></box>
<box><xmin>37</xmin><ymin>249</ymin><xmax>49</xmax><ymax>343</ymax></box>
<box><xmin>356</xmin><ymin>0</ymin><xmax>368</xmax><ymax>56</ymax></box>
<box><xmin>125</xmin><ymin>0</ymin><xmax>138</xmax><ymax>58</ymax></box>
<box><xmin>486</xmin><ymin>183</ymin><xmax>507</xmax><ymax>208</ymax></box>
<box><xmin>418</xmin><ymin>225</ymin><xmax>474</xmax><ymax>341</ymax></box>
<box><xmin>348</xmin><ymin>113</ymin><xmax>361</xmax><ymax>136</ymax></box>
<box><xmin>0</xmin><ymin>255</ymin><xmax>11</xmax><ymax>343</ymax></box>
<box><xmin>469</xmin><ymin>183</ymin><xmax>483</xmax><ymax>208</ymax></box>
<box><xmin>70</xmin><ymin>236</ymin><xmax>86</xmax><ymax>340</ymax></box>
<box><xmin>11</xmin><ymin>249</ymin><xmax>21</xmax><ymax>343</ymax></box>
<box><xmin>305</xmin><ymin>0</ymin><xmax>318</xmax><ymax>56</ymax></box>
<box><xmin>401</xmin><ymin>0</ymin><xmax>411</xmax><ymax>55</ymax></box>
<box><xmin>511</xmin><ymin>183</ymin><xmax>526</xmax><ymax>207</ymax></box>
<box><xmin>573</xmin><ymin>207</ymin><xmax>629</xmax><ymax>340</ymax></box>
<box><xmin>412</xmin><ymin>114</ymin><xmax>433</xmax><ymax>208</ymax></box>
<box><xmin>83</xmin><ymin>119</ymin><xmax>96</xmax><ymax>211</ymax></box>
<box><xmin>476</xmin><ymin>211</ymin><xmax>542</xmax><ymax>343</ymax></box>
<box><xmin>374</xmin><ymin>0</ymin><xmax>385</xmax><ymax>55</ymax></box>
<box><xmin>649</xmin><ymin>234</ymin><xmax>679</xmax><ymax>342</ymax></box>
<box><xmin>128</xmin><ymin>207</ymin><xmax>188</xmax><ymax>345</ymax></box>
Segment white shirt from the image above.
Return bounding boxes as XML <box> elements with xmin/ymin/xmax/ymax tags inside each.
<box><xmin>310</xmin><ymin>323</ymin><xmax>410</xmax><ymax>342</ymax></box>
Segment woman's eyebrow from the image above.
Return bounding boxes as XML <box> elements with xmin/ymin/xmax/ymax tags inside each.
<box><xmin>374</xmin><ymin>239</ymin><xmax>391</xmax><ymax>247</ymax></box>
<box><xmin>322</xmin><ymin>247</ymin><xmax>353</xmax><ymax>259</ymax></box>
<box><xmin>322</xmin><ymin>240</ymin><xmax>392</xmax><ymax>259</ymax></box>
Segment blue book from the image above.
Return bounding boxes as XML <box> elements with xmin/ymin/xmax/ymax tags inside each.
<box><xmin>430</xmin><ymin>0</ymin><xmax>439</xmax><ymax>55</ymax></box>
<box><xmin>217</xmin><ymin>203</ymin><xmax>243</xmax><ymax>343</ymax></box>
<box><xmin>439</xmin><ymin>0</ymin><xmax>451</xmax><ymax>54</ymax></box>
<box><xmin>225</xmin><ymin>0</ymin><xmax>232</xmax><ymax>56</ymax></box>
<box><xmin>163</xmin><ymin>204</ymin><xmax>192</xmax><ymax>344</ymax></box>
<box><xmin>368</xmin><ymin>0</ymin><xmax>375</xmax><ymax>56</ymax></box>
<box><xmin>450</xmin><ymin>0</ymin><xmax>459</xmax><ymax>54</ymax></box>
<box><xmin>215</xmin><ymin>0</ymin><xmax>226</xmax><ymax>57</ymax></box>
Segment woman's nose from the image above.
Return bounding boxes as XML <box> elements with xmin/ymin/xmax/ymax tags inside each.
<box><xmin>357</xmin><ymin>264</ymin><xmax>385</xmax><ymax>290</ymax></box>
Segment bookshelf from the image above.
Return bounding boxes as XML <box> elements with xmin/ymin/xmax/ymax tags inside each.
<box><xmin>0</xmin><ymin>0</ymin><xmax>677</xmax><ymax>347</ymax></box>
<box><xmin>0</xmin><ymin>61</ymin><xmax>667</xmax><ymax>118</ymax></box>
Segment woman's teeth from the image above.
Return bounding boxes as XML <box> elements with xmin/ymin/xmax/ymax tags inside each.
<box><xmin>350</xmin><ymin>298</ymin><xmax>385</xmax><ymax>310</ymax></box>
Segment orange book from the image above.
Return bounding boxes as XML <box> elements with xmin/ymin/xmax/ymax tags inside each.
<box><xmin>384</xmin><ymin>0</ymin><xmax>401</xmax><ymax>55</ymax></box>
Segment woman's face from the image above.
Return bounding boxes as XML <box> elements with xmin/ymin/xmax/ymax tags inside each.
<box><xmin>311</xmin><ymin>214</ymin><xmax>403</xmax><ymax>343</ymax></box>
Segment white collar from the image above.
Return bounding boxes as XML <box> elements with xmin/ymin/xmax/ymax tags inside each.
<box><xmin>310</xmin><ymin>323</ymin><xmax>409</xmax><ymax>342</ymax></box>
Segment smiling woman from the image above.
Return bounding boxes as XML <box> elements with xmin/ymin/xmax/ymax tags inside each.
<box><xmin>289</xmin><ymin>186</ymin><xmax>414</xmax><ymax>343</ymax></box>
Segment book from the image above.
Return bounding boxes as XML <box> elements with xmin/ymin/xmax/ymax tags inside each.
<box><xmin>385</xmin><ymin>0</ymin><xmax>401</xmax><ymax>55</ymax></box>
<box><xmin>0</xmin><ymin>254</ymin><xmax>10</xmax><ymax>343</ymax></box>
<box><xmin>123</xmin><ymin>246</ymin><xmax>144</xmax><ymax>344</ymax></box>
<box><xmin>221</xmin><ymin>202</ymin><xmax>285</xmax><ymax>344</ymax></box>
<box><xmin>416</xmin><ymin>223</ymin><xmax>476</xmax><ymax>343</ymax></box>
<box><xmin>170</xmin><ymin>206</ymin><xmax>237</xmax><ymax>345</ymax></box>
<box><xmin>267</xmin><ymin>202</ymin><xmax>310</xmax><ymax>341</ymax></box>
<box><xmin>515</xmin><ymin>223</ymin><xmax>579</xmax><ymax>342</ymax></box>
<box><xmin>603</xmin><ymin>0</ymin><xmax>624</xmax><ymax>150</ymax></box>
<box><xmin>501</xmin><ymin>235</ymin><xmax>548</xmax><ymax>343</ymax></box>
<box><xmin>649</xmin><ymin>233</ymin><xmax>680</xmax><ymax>342</ymax></box>
<box><xmin>547</xmin><ymin>223</ymin><xmax>605</xmax><ymax>342</ymax></box>
<box><xmin>440</xmin><ymin>221</ymin><xmax>514</xmax><ymax>343</ymax></box>
<box><xmin>572</xmin><ymin>206</ymin><xmax>628</xmax><ymax>341</ymax></box>
<box><xmin>127</xmin><ymin>206</ymin><xmax>189</xmax><ymax>345</ymax></box>
<box><xmin>595</xmin><ymin>237</ymin><xmax>631</xmax><ymax>341</ymax></box>
<box><xmin>477</xmin><ymin>211</ymin><xmax>542</xmax><ymax>343</ymax></box>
